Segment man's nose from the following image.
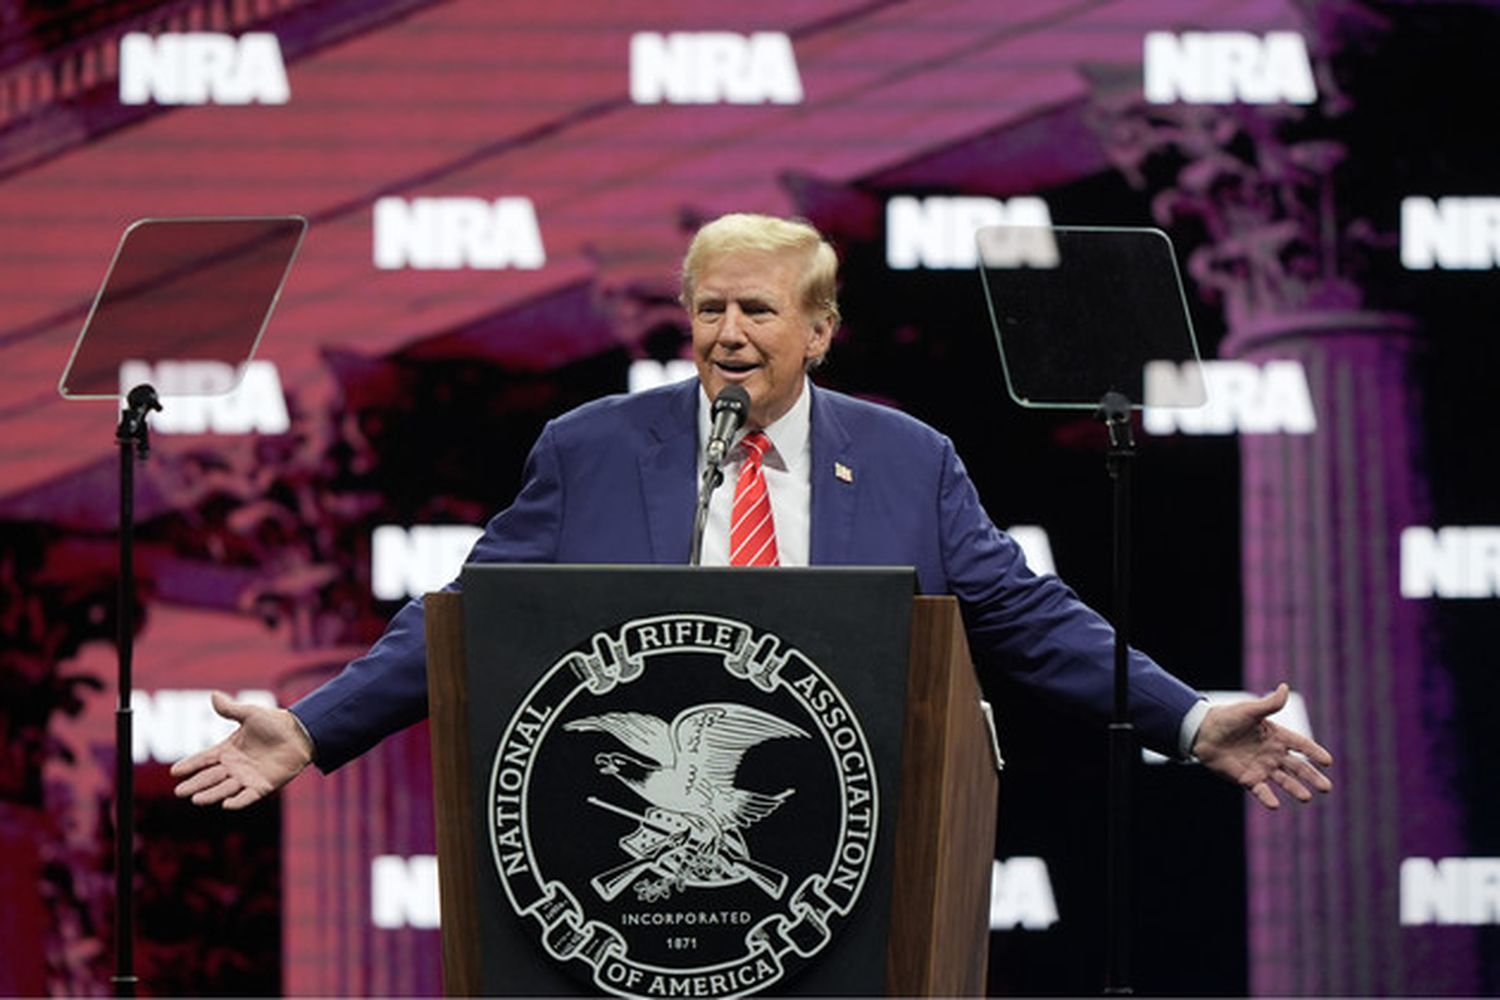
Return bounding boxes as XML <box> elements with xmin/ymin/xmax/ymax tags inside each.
<box><xmin>717</xmin><ymin>307</ymin><xmax>749</xmax><ymax>343</ymax></box>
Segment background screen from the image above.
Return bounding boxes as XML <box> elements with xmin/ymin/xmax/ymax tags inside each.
<box><xmin>1</xmin><ymin>1</ymin><xmax>1497</xmax><ymax>995</ymax></box>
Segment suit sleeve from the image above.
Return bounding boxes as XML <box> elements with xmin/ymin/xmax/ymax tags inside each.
<box><xmin>934</xmin><ymin>436</ymin><xmax>1201</xmax><ymax>757</ymax></box>
<box><xmin>291</xmin><ymin>421</ymin><xmax>567</xmax><ymax>771</ymax></box>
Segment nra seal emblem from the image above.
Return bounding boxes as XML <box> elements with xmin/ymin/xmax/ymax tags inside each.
<box><xmin>485</xmin><ymin>614</ymin><xmax>879</xmax><ymax>998</ymax></box>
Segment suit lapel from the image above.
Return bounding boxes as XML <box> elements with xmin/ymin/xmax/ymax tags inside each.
<box><xmin>809</xmin><ymin>384</ymin><xmax>857</xmax><ymax>565</ymax></box>
<box><xmin>640</xmin><ymin>380</ymin><xmax>700</xmax><ymax>563</ymax></box>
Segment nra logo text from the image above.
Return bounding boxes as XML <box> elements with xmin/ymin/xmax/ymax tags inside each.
<box><xmin>1401</xmin><ymin>858</ymin><xmax>1500</xmax><ymax>925</ymax></box>
<box><xmin>119</xmin><ymin>360</ymin><xmax>289</xmax><ymax>435</ymax></box>
<box><xmin>1006</xmin><ymin>526</ymin><xmax>1055</xmax><ymax>577</ymax></box>
<box><xmin>372</xmin><ymin>855</ymin><xmax>440</xmax><ymax>929</ymax></box>
<box><xmin>886</xmin><ymin>196</ymin><xmax>1055</xmax><ymax>270</ymax></box>
<box><xmin>1401</xmin><ymin>197</ymin><xmax>1500</xmax><ymax>270</ymax></box>
<box><xmin>1143</xmin><ymin>359</ymin><xmax>1316</xmax><ymax>435</ymax></box>
<box><xmin>1143</xmin><ymin>31</ymin><xmax>1315</xmax><ymax>105</ymax></box>
<box><xmin>1400</xmin><ymin>527</ymin><xmax>1500</xmax><ymax>599</ymax></box>
<box><xmin>132</xmin><ymin>689</ymin><xmax>276</xmax><ymax>764</ymax></box>
<box><xmin>630</xmin><ymin>32</ymin><xmax>803</xmax><ymax>105</ymax></box>
<box><xmin>373</xmin><ymin>197</ymin><xmax>545</xmax><ymax>270</ymax></box>
<box><xmin>629</xmin><ymin>359</ymin><xmax>697</xmax><ymax>394</ymax></box>
<box><xmin>119</xmin><ymin>32</ymin><xmax>288</xmax><ymax>106</ymax></box>
<box><xmin>990</xmin><ymin>857</ymin><xmax>1059</xmax><ymax>931</ymax></box>
<box><xmin>371</xmin><ymin>524</ymin><xmax>484</xmax><ymax>601</ymax></box>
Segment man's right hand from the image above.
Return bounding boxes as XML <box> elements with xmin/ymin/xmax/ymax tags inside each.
<box><xmin>170</xmin><ymin>691</ymin><xmax>314</xmax><ymax>809</ymax></box>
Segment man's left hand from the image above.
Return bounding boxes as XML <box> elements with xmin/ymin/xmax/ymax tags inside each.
<box><xmin>1192</xmin><ymin>683</ymin><xmax>1334</xmax><ymax>810</ymax></box>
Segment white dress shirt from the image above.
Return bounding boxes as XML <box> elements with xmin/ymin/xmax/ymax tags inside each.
<box><xmin>695</xmin><ymin>378</ymin><xmax>813</xmax><ymax>567</ymax></box>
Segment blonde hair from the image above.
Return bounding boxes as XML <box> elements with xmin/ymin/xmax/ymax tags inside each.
<box><xmin>679</xmin><ymin>213</ymin><xmax>841</xmax><ymax>329</ymax></box>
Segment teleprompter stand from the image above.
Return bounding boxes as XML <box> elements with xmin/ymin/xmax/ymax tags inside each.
<box><xmin>57</xmin><ymin>216</ymin><xmax>306</xmax><ymax>997</ymax></box>
<box><xmin>424</xmin><ymin>567</ymin><xmax>1001</xmax><ymax>997</ymax></box>
<box><xmin>1098</xmin><ymin>388</ymin><xmax>1136</xmax><ymax>994</ymax></box>
<box><xmin>976</xmin><ymin>224</ymin><xmax>1206</xmax><ymax>994</ymax></box>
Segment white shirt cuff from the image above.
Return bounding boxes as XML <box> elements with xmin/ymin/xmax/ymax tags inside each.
<box><xmin>1178</xmin><ymin>699</ymin><xmax>1211</xmax><ymax>761</ymax></box>
<box><xmin>289</xmin><ymin>708</ymin><xmax>318</xmax><ymax>764</ymax></box>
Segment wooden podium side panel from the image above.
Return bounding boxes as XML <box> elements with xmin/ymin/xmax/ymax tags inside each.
<box><xmin>425</xmin><ymin>592</ymin><xmax>480</xmax><ymax>996</ymax></box>
<box><xmin>887</xmin><ymin>596</ymin><xmax>1000</xmax><ymax>997</ymax></box>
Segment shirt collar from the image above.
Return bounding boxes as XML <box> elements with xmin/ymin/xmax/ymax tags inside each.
<box><xmin>697</xmin><ymin>378</ymin><xmax>812</xmax><ymax>472</ymax></box>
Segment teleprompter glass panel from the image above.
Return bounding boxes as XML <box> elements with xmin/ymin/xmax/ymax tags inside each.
<box><xmin>977</xmin><ymin>225</ymin><xmax>1206</xmax><ymax>411</ymax></box>
<box><xmin>59</xmin><ymin>216</ymin><xmax>306</xmax><ymax>400</ymax></box>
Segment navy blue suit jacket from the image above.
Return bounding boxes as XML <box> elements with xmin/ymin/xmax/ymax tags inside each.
<box><xmin>294</xmin><ymin>378</ymin><xmax>1201</xmax><ymax>769</ymax></box>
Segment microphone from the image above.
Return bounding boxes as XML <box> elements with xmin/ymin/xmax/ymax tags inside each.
<box><xmin>691</xmin><ymin>384</ymin><xmax>750</xmax><ymax>565</ymax></box>
<box><xmin>705</xmin><ymin>384</ymin><xmax>750</xmax><ymax>465</ymax></box>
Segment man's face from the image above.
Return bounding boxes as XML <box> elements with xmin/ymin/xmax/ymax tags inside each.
<box><xmin>690</xmin><ymin>248</ymin><xmax>832</xmax><ymax>428</ymax></box>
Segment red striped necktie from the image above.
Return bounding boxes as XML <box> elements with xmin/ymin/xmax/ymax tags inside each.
<box><xmin>730</xmin><ymin>431</ymin><xmax>779</xmax><ymax>567</ymax></box>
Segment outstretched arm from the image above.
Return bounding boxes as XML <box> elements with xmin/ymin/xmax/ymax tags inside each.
<box><xmin>1192</xmin><ymin>683</ymin><xmax>1334</xmax><ymax>810</ymax></box>
<box><xmin>170</xmin><ymin>691</ymin><xmax>314</xmax><ymax>810</ymax></box>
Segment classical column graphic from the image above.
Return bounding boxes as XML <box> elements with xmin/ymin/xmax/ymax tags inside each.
<box><xmin>281</xmin><ymin>694</ymin><xmax>442</xmax><ymax>997</ymax></box>
<box><xmin>1090</xmin><ymin>32</ymin><xmax>1477</xmax><ymax>997</ymax></box>
<box><xmin>1228</xmin><ymin>311</ymin><xmax>1470</xmax><ymax>995</ymax></box>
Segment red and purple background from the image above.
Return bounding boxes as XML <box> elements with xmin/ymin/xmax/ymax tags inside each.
<box><xmin>2</xmin><ymin>1</ymin><xmax>1498</xmax><ymax>995</ymax></box>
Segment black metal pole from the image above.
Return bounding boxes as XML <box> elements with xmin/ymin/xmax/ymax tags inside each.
<box><xmin>113</xmin><ymin>384</ymin><xmax>159</xmax><ymax>999</ymax></box>
<box><xmin>1098</xmin><ymin>390</ymin><xmax>1136</xmax><ymax>996</ymax></box>
<box><xmin>689</xmin><ymin>464</ymin><xmax>725</xmax><ymax>566</ymax></box>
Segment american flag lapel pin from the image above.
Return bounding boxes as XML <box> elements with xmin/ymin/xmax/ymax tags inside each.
<box><xmin>834</xmin><ymin>462</ymin><xmax>854</xmax><ymax>483</ymax></box>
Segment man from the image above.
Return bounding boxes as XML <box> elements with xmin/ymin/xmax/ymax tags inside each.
<box><xmin>173</xmin><ymin>213</ymin><xmax>1332</xmax><ymax>811</ymax></box>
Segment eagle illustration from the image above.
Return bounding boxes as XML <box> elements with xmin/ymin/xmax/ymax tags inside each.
<box><xmin>565</xmin><ymin>702</ymin><xmax>808</xmax><ymax>838</ymax></box>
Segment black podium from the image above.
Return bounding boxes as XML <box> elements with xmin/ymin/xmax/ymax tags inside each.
<box><xmin>425</xmin><ymin>566</ymin><xmax>998</xmax><ymax>998</ymax></box>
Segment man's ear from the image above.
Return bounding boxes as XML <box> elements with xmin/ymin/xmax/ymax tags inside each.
<box><xmin>805</xmin><ymin>313</ymin><xmax>834</xmax><ymax>365</ymax></box>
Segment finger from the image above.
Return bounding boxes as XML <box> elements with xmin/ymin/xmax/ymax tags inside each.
<box><xmin>1285</xmin><ymin>755</ymin><xmax>1333</xmax><ymax>793</ymax></box>
<box><xmin>221</xmin><ymin>787</ymin><xmax>264</xmax><ymax>811</ymax></box>
<box><xmin>1251</xmin><ymin>682</ymin><xmax>1290</xmax><ymax>716</ymax></box>
<box><xmin>1271</xmin><ymin>768</ymin><xmax>1313</xmax><ymax>803</ymax></box>
<box><xmin>210</xmin><ymin>689</ymin><xmax>251</xmax><ymax>723</ymax></box>
<box><xmin>1223</xmin><ymin>686</ymin><xmax>1287</xmax><ymax>731</ymax></box>
<box><xmin>191</xmin><ymin>778</ymin><xmax>242</xmax><ymax>807</ymax></box>
<box><xmin>170</xmin><ymin>750</ymin><xmax>213</xmax><ymax>778</ymax></box>
<box><xmin>1249</xmin><ymin>781</ymin><xmax>1281</xmax><ymax>810</ymax></box>
<box><xmin>222</xmin><ymin>769</ymin><xmax>275</xmax><ymax>810</ymax></box>
<box><xmin>1285</xmin><ymin>731</ymin><xmax>1334</xmax><ymax>768</ymax></box>
<box><xmin>174</xmin><ymin>764</ymin><xmax>228</xmax><ymax>798</ymax></box>
<box><xmin>1263</xmin><ymin>719</ymin><xmax>1334</xmax><ymax>769</ymax></box>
